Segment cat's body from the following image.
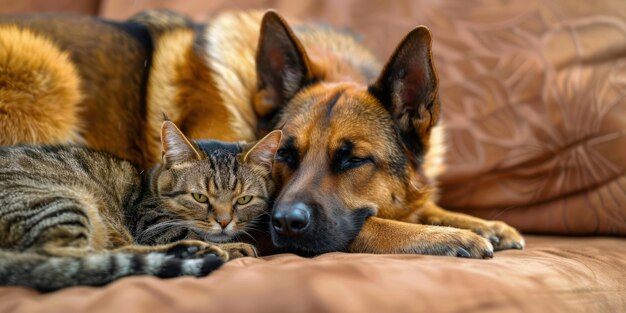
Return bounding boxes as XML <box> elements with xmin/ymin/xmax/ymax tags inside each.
<box><xmin>0</xmin><ymin>122</ymin><xmax>281</xmax><ymax>291</ymax></box>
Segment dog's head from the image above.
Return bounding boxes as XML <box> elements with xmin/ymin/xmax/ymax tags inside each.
<box><xmin>255</xmin><ymin>11</ymin><xmax>441</xmax><ymax>254</ymax></box>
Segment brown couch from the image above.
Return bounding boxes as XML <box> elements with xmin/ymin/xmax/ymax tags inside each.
<box><xmin>0</xmin><ymin>0</ymin><xmax>624</xmax><ymax>312</ymax></box>
<box><xmin>2</xmin><ymin>236</ymin><xmax>625</xmax><ymax>313</ymax></box>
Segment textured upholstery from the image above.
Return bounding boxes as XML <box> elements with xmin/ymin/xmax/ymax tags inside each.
<box><xmin>1</xmin><ymin>236</ymin><xmax>625</xmax><ymax>313</ymax></box>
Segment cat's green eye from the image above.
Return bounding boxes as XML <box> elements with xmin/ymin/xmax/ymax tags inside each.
<box><xmin>192</xmin><ymin>193</ymin><xmax>208</xmax><ymax>203</ymax></box>
<box><xmin>236</xmin><ymin>195</ymin><xmax>253</xmax><ymax>205</ymax></box>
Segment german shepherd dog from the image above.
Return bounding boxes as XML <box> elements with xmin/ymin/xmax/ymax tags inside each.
<box><xmin>250</xmin><ymin>12</ymin><xmax>525</xmax><ymax>258</ymax></box>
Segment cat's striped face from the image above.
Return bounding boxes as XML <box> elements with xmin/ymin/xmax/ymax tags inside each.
<box><xmin>154</xmin><ymin>122</ymin><xmax>282</xmax><ymax>243</ymax></box>
<box><xmin>156</xmin><ymin>151</ymin><xmax>274</xmax><ymax>243</ymax></box>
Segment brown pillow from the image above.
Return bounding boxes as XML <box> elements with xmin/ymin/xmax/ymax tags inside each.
<box><xmin>431</xmin><ymin>0</ymin><xmax>626</xmax><ymax>235</ymax></box>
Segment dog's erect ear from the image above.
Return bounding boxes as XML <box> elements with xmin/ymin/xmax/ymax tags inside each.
<box><xmin>368</xmin><ymin>26</ymin><xmax>440</xmax><ymax>156</ymax></box>
<box><xmin>255</xmin><ymin>11</ymin><xmax>313</xmax><ymax>117</ymax></box>
<box><xmin>244</xmin><ymin>130</ymin><xmax>283</xmax><ymax>172</ymax></box>
<box><xmin>161</xmin><ymin>121</ymin><xmax>202</xmax><ymax>168</ymax></box>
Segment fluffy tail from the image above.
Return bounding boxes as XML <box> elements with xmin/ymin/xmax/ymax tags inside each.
<box><xmin>0</xmin><ymin>250</ymin><xmax>223</xmax><ymax>292</ymax></box>
<box><xmin>0</xmin><ymin>26</ymin><xmax>83</xmax><ymax>145</ymax></box>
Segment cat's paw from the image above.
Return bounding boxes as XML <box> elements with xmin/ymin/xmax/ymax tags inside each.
<box><xmin>156</xmin><ymin>254</ymin><xmax>224</xmax><ymax>278</ymax></box>
<box><xmin>216</xmin><ymin>242</ymin><xmax>258</xmax><ymax>260</ymax></box>
<box><xmin>165</xmin><ymin>240</ymin><xmax>228</xmax><ymax>261</ymax></box>
<box><xmin>472</xmin><ymin>220</ymin><xmax>525</xmax><ymax>251</ymax></box>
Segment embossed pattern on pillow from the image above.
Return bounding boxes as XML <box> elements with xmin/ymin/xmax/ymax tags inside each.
<box><xmin>426</xmin><ymin>0</ymin><xmax>626</xmax><ymax>235</ymax></box>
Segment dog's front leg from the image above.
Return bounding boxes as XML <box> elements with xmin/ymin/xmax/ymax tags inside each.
<box><xmin>349</xmin><ymin>217</ymin><xmax>494</xmax><ymax>258</ymax></box>
<box><xmin>402</xmin><ymin>202</ymin><xmax>525</xmax><ymax>250</ymax></box>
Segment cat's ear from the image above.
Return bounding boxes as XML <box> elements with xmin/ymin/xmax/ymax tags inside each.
<box><xmin>244</xmin><ymin>130</ymin><xmax>282</xmax><ymax>171</ymax></box>
<box><xmin>255</xmin><ymin>10</ymin><xmax>313</xmax><ymax>117</ymax></box>
<box><xmin>161</xmin><ymin>121</ymin><xmax>202</xmax><ymax>168</ymax></box>
<box><xmin>367</xmin><ymin>26</ymin><xmax>440</xmax><ymax>156</ymax></box>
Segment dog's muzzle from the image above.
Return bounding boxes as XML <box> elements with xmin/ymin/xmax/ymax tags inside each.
<box><xmin>270</xmin><ymin>198</ymin><xmax>374</xmax><ymax>255</ymax></box>
<box><xmin>271</xmin><ymin>202</ymin><xmax>312</xmax><ymax>236</ymax></box>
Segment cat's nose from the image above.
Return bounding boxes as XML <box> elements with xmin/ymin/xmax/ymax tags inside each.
<box><xmin>271</xmin><ymin>202</ymin><xmax>311</xmax><ymax>235</ymax></box>
<box><xmin>217</xmin><ymin>217</ymin><xmax>231</xmax><ymax>228</ymax></box>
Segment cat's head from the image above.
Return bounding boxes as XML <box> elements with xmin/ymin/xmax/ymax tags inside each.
<box><xmin>152</xmin><ymin>121</ymin><xmax>282</xmax><ymax>243</ymax></box>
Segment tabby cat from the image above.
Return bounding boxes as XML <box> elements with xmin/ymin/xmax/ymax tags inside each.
<box><xmin>0</xmin><ymin>121</ymin><xmax>281</xmax><ymax>291</ymax></box>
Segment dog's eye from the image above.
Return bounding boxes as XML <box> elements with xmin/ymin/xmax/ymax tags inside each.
<box><xmin>276</xmin><ymin>147</ymin><xmax>298</xmax><ymax>168</ymax></box>
<box><xmin>339</xmin><ymin>156</ymin><xmax>372</xmax><ymax>171</ymax></box>
<box><xmin>348</xmin><ymin>157</ymin><xmax>365</xmax><ymax>163</ymax></box>
<box><xmin>276</xmin><ymin>148</ymin><xmax>289</xmax><ymax>160</ymax></box>
<box><xmin>277</xmin><ymin>148</ymin><xmax>289</xmax><ymax>158</ymax></box>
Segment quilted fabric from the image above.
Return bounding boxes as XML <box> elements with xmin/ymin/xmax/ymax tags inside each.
<box><xmin>419</xmin><ymin>0</ymin><xmax>626</xmax><ymax>235</ymax></box>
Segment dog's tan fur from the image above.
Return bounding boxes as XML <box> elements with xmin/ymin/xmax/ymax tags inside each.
<box><xmin>144</xmin><ymin>27</ymin><xmax>253</xmax><ymax>165</ymax></box>
<box><xmin>0</xmin><ymin>12</ymin><xmax>257</xmax><ymax>169</ymax></box>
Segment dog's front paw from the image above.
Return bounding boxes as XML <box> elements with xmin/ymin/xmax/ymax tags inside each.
<box><xmin>472</xmin><ymin>221</ymin><xmax>525</xmax><ymax>251</ymax></box>
<box><xmin>422</xmin><ymin>229</ymin><xmax>494</xmax><ymax>259</ymax></box>
<box><xmin>165</xmin><ymin>240</ymin><xmax>228</xmax><ymax>261</ymax></box>
<box><xmin>216</xmin><ymin>242</ymin><xmax>258</xmax><ymax>261</ymax></box>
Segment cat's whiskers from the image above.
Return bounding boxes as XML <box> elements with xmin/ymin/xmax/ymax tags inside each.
<box><xmin>242</xmin><ymin>223</ymin><xmax>265</xmax><ymax>233</ymax></box>
<box><xmin>138</xmin><ymin>219</ymin><xmax>193</xmax><ymax>244</ymax></box>
<box><xmin>236</xmin><ymin>229</ymin><xmax>256</xmax><ymax>242</ymax></box>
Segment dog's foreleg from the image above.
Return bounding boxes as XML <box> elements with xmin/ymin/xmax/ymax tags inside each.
<box><xmin>402</xmin><ymin>202</ymin><xmax>525</xmax><ymax>250</ymax></box>
<box><xmin>349</xmin><ymin>217</ymin><xmax>493</xmax><ymax>258</ymax></box>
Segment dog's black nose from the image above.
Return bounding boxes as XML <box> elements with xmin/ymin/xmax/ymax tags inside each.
<box><xmin>272</xmin><ymin>202</ymin><xmax>311</xmax><ymax>235</ymax></box>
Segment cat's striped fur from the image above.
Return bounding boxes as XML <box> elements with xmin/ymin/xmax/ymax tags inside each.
<box><xmin>0</xmin><ymin>121</ymin><xmax>281</xmax><ymax>291</ymax></box>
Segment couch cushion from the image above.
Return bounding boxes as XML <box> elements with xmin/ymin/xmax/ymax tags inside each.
<box><xmin>1</xmin><ymin>236</ymin><xmax>624</xmax><ymax>313</ymax></box>
<box><xmin>426</xmin><ymin>0</ymin><xmax>626</xmax><ymax>236</ymax></box>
